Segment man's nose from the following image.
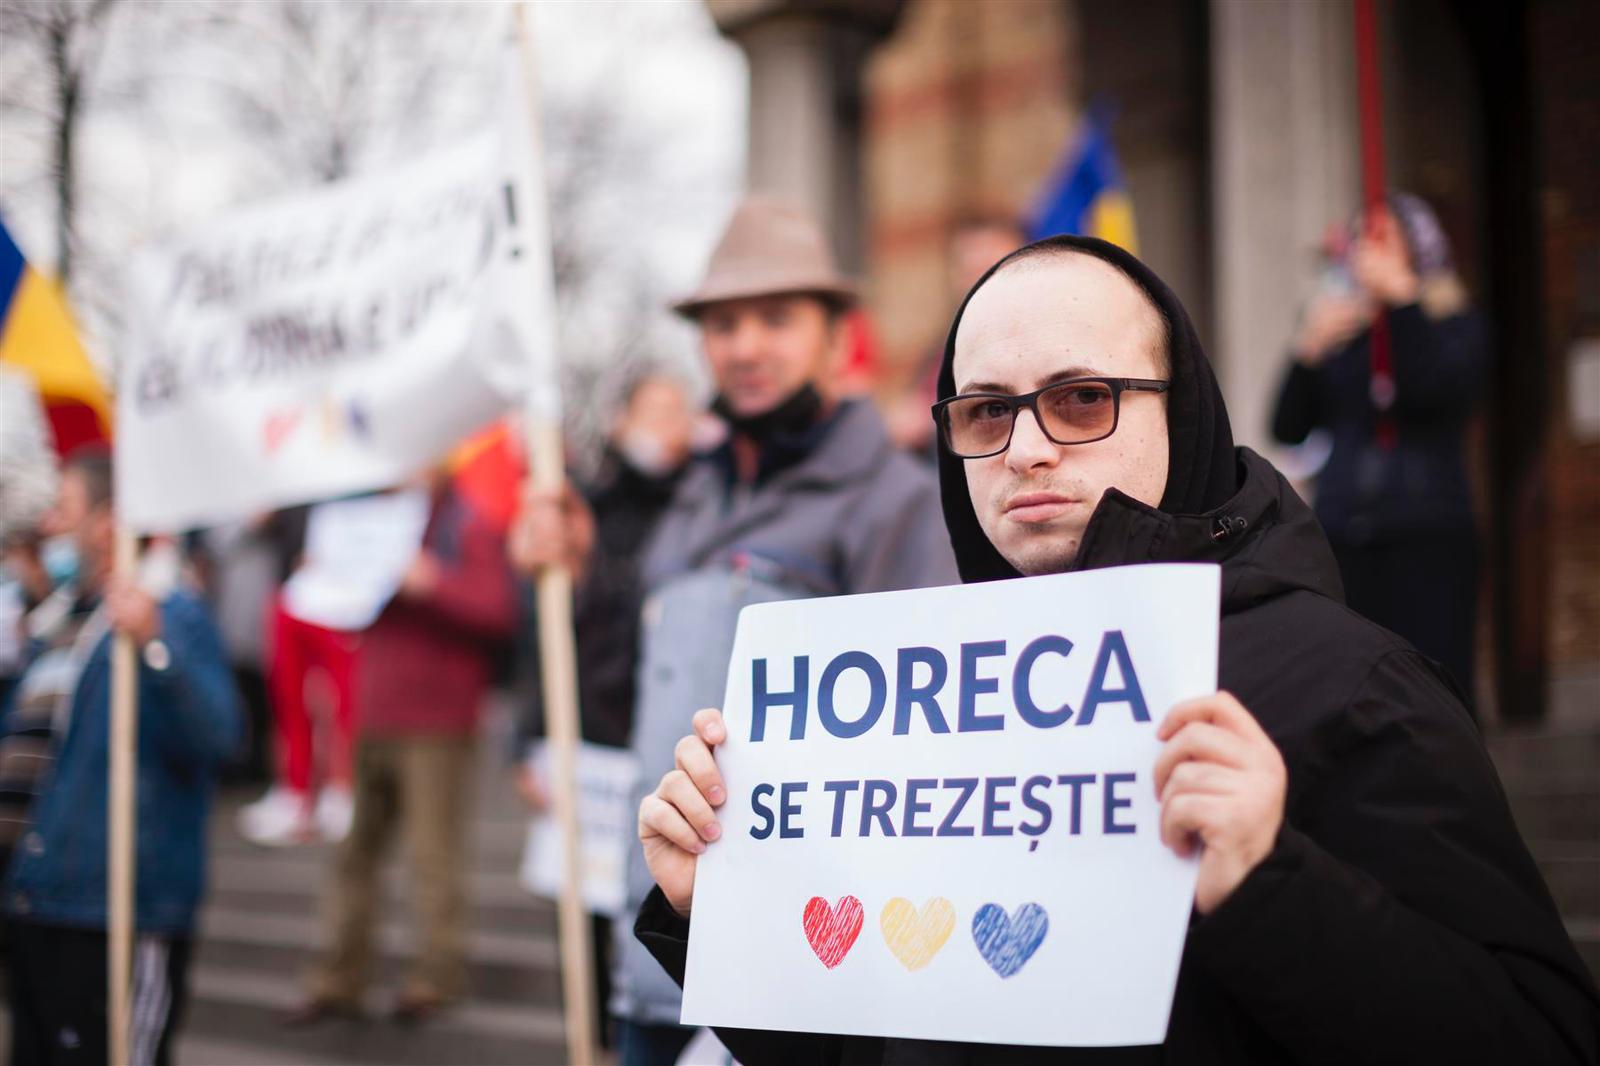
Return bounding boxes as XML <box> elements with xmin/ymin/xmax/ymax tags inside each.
<box><xmin>727</xmin><ymin>318</ymin><xmax>767</xmax><ymax>361</ymax></box>
<box><xmin>1005</xmin><ymin>407</ymin><xmax>1062</xmax><ymax>472</ymax></box>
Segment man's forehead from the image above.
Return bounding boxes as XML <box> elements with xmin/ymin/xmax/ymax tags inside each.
<box><xmin>953</xmin><ymin>254</ymin><xmax>1164</xmax><ymax>388</ymax></box>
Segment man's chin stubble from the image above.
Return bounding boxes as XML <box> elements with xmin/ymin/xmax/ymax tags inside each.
<box><xmin>1004</xmin><ymin>535</ymin><xmax>1080</xmax><ymax>577</ymax></box>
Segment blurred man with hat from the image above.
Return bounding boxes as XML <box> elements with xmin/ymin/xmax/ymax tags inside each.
<box><xmin>518</xmin><ymin>197</ymin><xmax>957</xmax><ymax>1063</ymax></box>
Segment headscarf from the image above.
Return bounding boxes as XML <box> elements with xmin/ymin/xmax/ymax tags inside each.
<box><xmin>934</xmin><ymin>235</ymin><xmax>1237</xmax><ymax>583</ymax></box>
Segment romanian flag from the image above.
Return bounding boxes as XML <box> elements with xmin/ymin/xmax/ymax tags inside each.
<box><xmin>0</xmin><ymin>219</ymin><xmax>111</xmax><ymax>454</ymax></box>
<box><xmin>448</xmin><ymin>419</ymin><xmax>526</xmax><ymax>533</ymax></box>
<box><xmin>1028</xmin><ymin>104</ymin><xmax>1138</xmax><ymax>254</ymax></box>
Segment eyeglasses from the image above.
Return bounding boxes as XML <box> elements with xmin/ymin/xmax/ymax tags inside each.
<box><xmin>932</xmin><ymin>377</ymin><xmax>1171</xmax><ymax>459</ymax></box>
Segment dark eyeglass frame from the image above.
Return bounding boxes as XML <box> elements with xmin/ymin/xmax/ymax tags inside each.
<box><xmin>931</xmin><ymin>376</ymin><xmax>1171</xmax><ymax>459</ymax></box>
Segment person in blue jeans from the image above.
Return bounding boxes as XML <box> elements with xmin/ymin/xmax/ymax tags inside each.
<box><xmin>1</xmin><ymin>446</ymin><xmax>241</xmax><ymax>1066</ymax></box>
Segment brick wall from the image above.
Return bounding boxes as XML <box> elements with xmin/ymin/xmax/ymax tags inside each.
<box><xmin>861</xmin><ymin>0</ymin><xmax>1078</xmax><ymax>387</ymax></box>
<box><xmin>1537</xmin><ymin>1</ymin><xmax>1600</xmax><ymax>668</ymax></box>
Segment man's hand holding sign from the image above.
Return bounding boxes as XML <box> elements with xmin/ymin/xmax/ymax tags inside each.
<box><xmin>1153</xmin><ymin>693</ymin><xmax>1285</xmax><ymax>916</ymax></box>
<box><xmin>642</xmin><ymin>707</ymin><xmax>728</xmax><ymax>918</ymax></box>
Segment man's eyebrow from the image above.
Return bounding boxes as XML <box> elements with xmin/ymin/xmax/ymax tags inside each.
<box><xmin>957</xmin><ymin>365</ymin><xmax>1101</xmax><ymax>394</ymax></box>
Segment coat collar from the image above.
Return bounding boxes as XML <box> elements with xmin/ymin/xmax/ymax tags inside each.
<box><xmin>1068</xmin><ymin>448</ymin><xmax>1344</xmax><ymax>612</ymax></box>
<box><xmin>662</xmin><ymin>399</ymin><xmax>895</xmax><ymax>572</ymax></box>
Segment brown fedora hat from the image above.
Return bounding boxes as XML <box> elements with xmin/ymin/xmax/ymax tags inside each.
<box><xmin>672</xmin><ymin>196</ymin><xmax>857</xmax><ymax>318</ymax></box>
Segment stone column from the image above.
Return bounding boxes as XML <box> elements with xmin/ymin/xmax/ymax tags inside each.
<box><xmin>707</xmin><ymin>0</ymin><xmax>902</xmax><ymax>272</ymax></box>
<box><xmin>1209</xmin><ymin>0</ymin><xmax>1359</xmax><ymax>455</ymax></box>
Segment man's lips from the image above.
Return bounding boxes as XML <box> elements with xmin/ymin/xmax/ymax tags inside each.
<box><xmin>1003</xmin><ymin>492</ymin><xmax>1081</xmax><ymax>523</ymax></box>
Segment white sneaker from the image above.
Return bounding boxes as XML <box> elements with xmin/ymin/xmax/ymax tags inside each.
<box><xmin>315</xmin><ymin>786</ymin><xmax>354</xmax><ymax>842</ymax></box>
<box><xmin>237</xmin><ymin>787</ymin><xmax>316</xmax><ymax>846</ymax></box>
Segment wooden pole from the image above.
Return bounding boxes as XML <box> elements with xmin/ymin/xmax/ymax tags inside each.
<box><xmin>528</xmin><ymin>424</ymin><xmax>598</xmax><ymax>1065</ymax></box>
<box><xmin>108</xmin><ymin>527</ymin><xmax>139</xmax><ymax>1066</ymax></box>
<box><xmin>513</xmin><ymin>6</ymin><xmax>597</xmax><ymax>1062</ymax></box>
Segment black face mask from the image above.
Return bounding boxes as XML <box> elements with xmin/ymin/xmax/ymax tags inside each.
<box><xmin>711</xmin><ymin>383</ymin><xmax>824</xmax><ymax>443</ymax></box>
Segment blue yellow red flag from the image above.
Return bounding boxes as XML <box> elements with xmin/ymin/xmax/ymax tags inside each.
<box><xmin>1027</xmin><ymin>104</ymin><xmax>1138</xmax><ymax>254</ymax></box>
<box><xmin>0</xmin><ymin>219</ymin><xmax>112</xmax><ymax>448</ymax></box>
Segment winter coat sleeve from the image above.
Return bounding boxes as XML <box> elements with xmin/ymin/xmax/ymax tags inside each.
<box><xmin>141</xmin><ymin>593</ymin><xmax>243</xmax><ymax>769</ymax></box>
<box><xmin>1387</xmin><ymin>303</ymin><xmax>1487</xmax><ymax>415</ymax></box>
<box><xmin>634</xmin><ymin>885</ymin><xmax>854</xmax><ymax>1066</ymax></box>
<box><xmin>1188</xmin><ymin>650</ymin><xmax>1600</xmax><ymax>1065</ymax></box>
<box><xmin>1269</xmin><ymin>360</ymin><xmax>1327</xmax><ymax>446</ymax></box>
<box><xmin>412</xmin><ymin>512</ymin><xmax>518</xmax><ymax>644</ymax></box>
<box><xmin>840</xmin><ymin>459</ymin><xmax>960</xmax><ymax>594</ymax></box>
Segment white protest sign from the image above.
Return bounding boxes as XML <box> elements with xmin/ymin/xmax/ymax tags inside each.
<box><xmin>519</xmin><ymin>741</ymin><xmax>641</xmax><ymax>918</ymax></box>
<box><xmin>281</xmin><ymin>490</ymin><xmax>431</xmax><ymax>632</ymax></box>
<box><xmin>681</xmin><ymin>563</ymin><xmax>1217</xmax><ymax>1047</ymax></box>
<box><xmin>117</xmin><ymin>50</ymin><xmax>554</xmax><ymax>533</ymax></box>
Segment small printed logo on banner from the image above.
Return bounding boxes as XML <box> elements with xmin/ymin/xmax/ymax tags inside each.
<box><xmin>880</xmin><ymin>896</ymin><xmax>956</xmax><ymax>971</ymax></box>
<box><xmin>802</xmin><ymin>895</ymin><xmax>864</xmax><ymax>968</ymax></box>
<box><xmin>346</xmin><ymin>398</ymin><xmax>371</xmax><ymax>439</ymax></box>
<box><xmin>264</xmin><ymin>409</ymin><xmax>303</xmax><ymax>454</ymax></box>
<box><xmin>971</xmin><ymin>902</ymin><xmax>1050</xmax><ymax>978</ymax></box>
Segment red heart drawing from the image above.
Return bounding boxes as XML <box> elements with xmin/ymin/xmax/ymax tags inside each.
<box><xmin>802</xmin><ymin>895</ymin><xmax>864</xmax><ymax>969</ymax></box>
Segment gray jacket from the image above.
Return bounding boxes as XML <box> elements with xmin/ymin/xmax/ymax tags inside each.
<box><xmin>612</xmin><ymin>400</ymin><xmax>958</xmax><ymax>1024</ymax></box>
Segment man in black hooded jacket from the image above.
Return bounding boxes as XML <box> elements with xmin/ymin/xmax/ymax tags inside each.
<box><xmin>628</xmin><ymin>236</ymin><xmax>1600</xmax><ymax>1064</ymax></box>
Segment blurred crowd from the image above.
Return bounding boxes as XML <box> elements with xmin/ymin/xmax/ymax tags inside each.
<box><xmin>0</xmin><ymin>188</ymin><xmax>1487</xmax><ymax>1064</ymax></box>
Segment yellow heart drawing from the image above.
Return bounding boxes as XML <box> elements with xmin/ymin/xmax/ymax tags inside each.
<box><xmin>879</xmin><ymin>896</ymin><xmax>956</xmax><ymax>971</ymax></box>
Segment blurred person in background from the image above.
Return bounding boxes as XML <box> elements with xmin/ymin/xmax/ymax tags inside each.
<box><xmin>197</xmin><ymin>512</ymin><xmax>300</xmax><ymax>788</ymax></box>
<box><xmin>520</xmin><ymin>196</ymin><xmax>958</xmax><ymax>1066</ymax></box>
<box><xmin>888</xmin><ymin>215</ymin><xmax>1028</xmax><ymax>458</ymax></box>
<box><xmin>0</xmin><ymin>367</ymin><xmax>60</xmax><ymax>710</ymax></box>
<box><xmin>2</xmin><ymin>446</ymin><xmax>241</xmax><ymax>1066</ymax></box>
<box><xmin>1271</xmin><ymin>193</ymin><xmax>1485</xmax><ymax>706</ymax></box>
<box><xmin>235</xmin><ymin>504</ymin><xmax>367</xmax><ymax>847</ymax></box>
<box><xmin>0</xmin><ymin>367</ymin><xmax>60</xmax><ymax>951</ymax></box>
<box><xmin>509</xmin><ymin>369</ymin><xmax>697</xmax><ymax>1049</ymax></box>
<box><xmin>288</xmin><ymin>469</ymin><xmax>516</xmax><ymax>1027</ymax></box>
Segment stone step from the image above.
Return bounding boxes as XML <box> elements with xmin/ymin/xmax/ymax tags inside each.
<box><xmin>1508</xmin><ymin>787</ymin><xmax>1600</xmax><ymax>845</ymax></box>
<box><xmin>207</xmin><ymin>852</ymin><xmax>546</xmax><ymax>921</ymax></box>
<box><xmin>214</xmin><ymin>886</ymin><xmax>552</xmax><ymax>937</ymax></box>
<box><xmin>1566</xmin><ymin>919</ymin><xmax>1600</xmax><ymax>983</ymax></box>
<box><xmin>207</xmin><ymin>816</ymin><xmax>530</xmax><ymax>866</ymax></box>
<box><xmin>194</xmin><ymin>906</ymin><xmax>562</xmax><ymax>1005</ymax></box>
<box><xmin>1487</xmin><ymin>727</ymin><xmax>1600</xmax><ymax>791</ymax></box>
<box><xmin>1524</xmin><ymin>843</ymin><xmax>1600</xmax><ymax>920</ymax></box>
<box><xmin>177</xmin><ymin>964</ymin><xmax>570</xmax><ymax>1066</ymax></box>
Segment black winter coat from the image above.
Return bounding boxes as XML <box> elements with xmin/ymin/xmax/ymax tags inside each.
<box><xmin>517</xmin><ymin>451</ymin><xmax>680</xmax><ymax>750</ymax></box>
<box><xmin>1269</xmin><ymin>304</ymin><xmax>1485</xmax><ymax>545</ymax></box>
<box><xmin>634</xmin><ymin>236</ymin><xmax>1599</xmax><ymax>1063</ymax></box>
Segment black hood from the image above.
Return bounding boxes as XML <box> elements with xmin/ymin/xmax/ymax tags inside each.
<box><xmin>936</xmin><ymin>235</ymin><xmax>1239</xmax><ymax>583</ymax></box>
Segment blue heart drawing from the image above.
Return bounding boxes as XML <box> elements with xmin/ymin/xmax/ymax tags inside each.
<box><xmin>971</xmin><ymin>902</ymin><xmax>1049</xmax><ymax>978</ymax></box>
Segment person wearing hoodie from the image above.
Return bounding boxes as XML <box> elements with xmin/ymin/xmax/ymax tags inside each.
<box><xmin>628</xmin><ymin>236</ymin><xmax>1600</xmax><ymax>1064</ymax></box>
<box><xmin>518</xmin><ymin>198</ymin><xmax>959</xmax><ymax>1065</ymax></box>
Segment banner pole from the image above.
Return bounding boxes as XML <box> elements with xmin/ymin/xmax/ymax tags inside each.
<box><xmin>109</xmin><ymin>527</ymin><xmax>140</xmax><ymax>1066</ymax></box>
<box><xmin>514</xmin><ymin>5</ymin><xmax>597</xmax><ymax>1062</ymax></box>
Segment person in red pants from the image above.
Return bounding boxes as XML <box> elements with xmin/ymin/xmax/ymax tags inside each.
<box><xmin>235</xmin><ymin>499</ymin><xmax>376</xmax><ymax>847</ymax></box>
<box><xmin>235</xmin><ymin>594</ymin><xmax>361</xmax><ymax>845</ymax></box>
